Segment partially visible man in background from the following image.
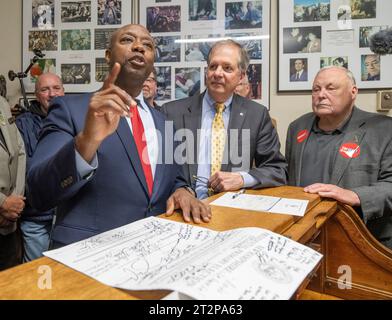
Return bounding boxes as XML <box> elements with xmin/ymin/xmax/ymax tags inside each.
<box><xmin>0</xmin><ymin>96</ymin><xmax>26</xmax><ymax>270</ymax></box>
<box><xmin>142</xmin><ymin>69</ymin><xmax>160</xmax><ymax>111</ymax></box>
<box><xmin>16</xmin><ymin>73</ymin><xmax>64</xmax><ymax>261</ymax></box>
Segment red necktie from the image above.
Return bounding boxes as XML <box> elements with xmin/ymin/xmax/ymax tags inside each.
<box><xmin>130</xmin><ymin>102</ymin><xmax>153</xmax><ymax>196</ymax></box>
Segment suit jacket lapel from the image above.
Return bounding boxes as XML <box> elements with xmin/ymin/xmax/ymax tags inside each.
<box><xmin>184</xmin><ymin>94</ymin><xmax>203</xmax><ymax>183</ymax></box>
<box><xmin>330</xmin><ymin>107</ymin><xmax>367</xmax><ymax>185</ymax></box>
<box><xmin>116</xmin><ymin>117</ymin><xmax>149</xmax><ymax>197</ymax></box>
<box><xmin>295</xmin><ymin>115</ymin><xmax>315</xmax><ymax>186</ymax></box>
<box><xmin>223</xmin><ymin>95</ymin><xmax>247</xmax><ymax>172</ymax></box>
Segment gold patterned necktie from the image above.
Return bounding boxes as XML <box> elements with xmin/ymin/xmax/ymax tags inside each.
<box><xmin>211</xmin><ymin>103</ymin><xmax>226</xmax><ymax>176</ymax></box>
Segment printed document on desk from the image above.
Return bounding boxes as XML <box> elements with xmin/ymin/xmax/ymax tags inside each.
<box><xmin>44</xmin><ymin>217</ymin><xmax>321</xmax><ymax>300</ymax></box>
<box><xmin>210</xmin><ymin>193</ymin><xmax>308</xmax><ymax>216</ymax></box>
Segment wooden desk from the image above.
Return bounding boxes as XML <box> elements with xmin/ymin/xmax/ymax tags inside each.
<box><xmin>1</xmin><ymin>186</ymin><xmax>391</xmax><ymax>300</ymax></box>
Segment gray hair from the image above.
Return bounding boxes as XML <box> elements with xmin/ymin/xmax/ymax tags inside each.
<box><xmin>207</xmin><ymin>39</ymin><xmax>250</xmax><ymax>73</ymax></box>
<box><xmin>317</xmin><ymin>66</ymin><xmax>357</xmax><ymax>86</ymax></box>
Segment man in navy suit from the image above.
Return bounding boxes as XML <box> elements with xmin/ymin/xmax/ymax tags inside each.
<box><xmin>290</xmin><ymin>59</ymin><xmax>308</xmax><ymax>82</ymax></box>
<box><xmin>28</xmin><ymin>24</ymin><xmax>211</xmax><ymax>247</ymax></box>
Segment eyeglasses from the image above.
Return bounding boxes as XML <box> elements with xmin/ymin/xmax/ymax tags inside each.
<box><xmin>192</xmin><ymin>175</ymin><xmax>215</xmax><ymax>197</ymax></box>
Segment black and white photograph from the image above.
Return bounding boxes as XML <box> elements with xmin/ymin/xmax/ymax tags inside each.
<box><xmin>61</xmin><ymin>63</ymin><xmax>91</xmax><ymax>84</ymax></box>
<box><xmin>185</xmin><ymin>35</ymin><xmax>216</xmax><ymax>62</ymax></box>
<box><xmin>293</xmin><ymin>0</ymin><xmax>330</xmax><ymax>22</ymax></box>
<box><xmin>146</xmin><ymin>6</ymin><xmax>181</xmax><ymax>33</ymax></box>
<box><xmin>350</xmin><ymin>0</ymin><xmax>376</xmax><ymax>19</ymax></box>
<box><xmin>361</xmin><ymin>54</ymin><xmax>380</xmax><ymax>81</ymax></box>
<box><xmin>32</xmin><ymin>0</ymin><xmax>54</xmax><ymax>29</ymax></box>
<box><xmin>320</xmin><ymin>56</ymin><xmax>348</xmax><ymax>69</ymax></box>
<box><xmin>29</xmin><ymin>58</ymin><xmax>56</xmax><ymax>82</ymax></box>
<box><xmin>246</xmin><ymin>63</ymin><xmax>262</xmax><ymax>99</ymax></box>
<box><xmin>155</xmin><ymin>66</ymin><xmax>171</xmax><ymax>101</ymax></box>
<box><xmin>96</xmin><ymin>58</ymin><xmax>109</xmax><ymax>82</ymax></box>
<box><xmin>289</xmin><ymin>58</ymin><xmax>308</xmax><ymax>82</ymax></box>
<box><xmin>359</xmin><ymin>26</ymin><xmax>388</xmax><ymax>48</ymax></box>
<box><xmin>283</xmin><ymin>26</ymin><xmax>321</xmax><ymax>53</ymax></box>
<box><xmin>175</xmin><ymin>67</ymin><xmax>200</xmax><ymax>99</ymax></box>
<box><xmin>95</xmin><ymin>28</ymin><xmax>117</xmax><ymax>50</ymax></box>
<box><xmin>228</xmin><ymin>33</ymin><xmax>262</xmax><ymax>60</ymax></box>
<box><xmin>28</xmin><ymin>30</ymin><xmax>58</xmax><ymax>51</ymax></box>
<box><xmin>225</xmin><ymin>1</ymin><xmax>262</xmax><ymax>30</ymax></box>
<box><xmin>98</xmin><ymin>0</ymin><xmax>121</xmax><ymax>25</ymax></box>
<box><xmin>189</xmin><ymin>0</ymin><xmax>216</xmax><ymax>21</ymax></box>
<box><xmin>61</xmin><ymin>29</ymin><xmax>91</xmax><ymax>50</ymax></box>
<box><xmin>61</xmin><ymin>1</ymin><xmax>91</xmax><ymax>23</ymax></box>
<box><xmin>154</xmin><ymin>36</ymin><xmax>181</xmax><ymax>62</ymax></box>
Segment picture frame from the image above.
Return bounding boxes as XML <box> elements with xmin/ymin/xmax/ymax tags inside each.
<box><xmin>278</xmin><ymin>0</ymin><xmax>392</xmax><ymax>91</ymax></box>
<box><xmin>139</xmin><ymin>0</ymin><xmax>271</xmax><ymax>108</ymax></box>
<box><xmin>22</xmin><ymin>0</ymin><xmax>134</xmax><ymax>93</ymax></box>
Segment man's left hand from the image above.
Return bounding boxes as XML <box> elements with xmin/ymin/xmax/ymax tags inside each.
<box><xmin>166</xmin><ymin>188</ymin><xmax>212</xmax><ymax>224</ymax></box>
<box><xmin>209</xmin><ymin>172</ymin><xmax>244</xmax><ymax>193</ymax></box>
<box><xmin>304</xmin><ymin>183</ymin><xmax>361</xmax><ymax>207</ymax></box>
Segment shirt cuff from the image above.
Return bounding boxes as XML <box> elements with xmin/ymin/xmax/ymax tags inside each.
<box><xmin>75</xmin><ymin>150</ymin><xmax>98</xmax><ymax>180</ymax></box>
<box><xmin>239</xmin><ymin>172</ymin><xmax>258</xmax><ymax>188</ymax></box>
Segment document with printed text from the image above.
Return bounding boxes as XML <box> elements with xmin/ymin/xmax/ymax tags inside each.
<box><xmin>44</xmin><ymin>217</ymin><xmax>321</xmax><ymax>300</ymax></box>
<box><xmin>210</xmin><ymin>193</ymin><xmax>309</xmax><ymax>216</ymax></box>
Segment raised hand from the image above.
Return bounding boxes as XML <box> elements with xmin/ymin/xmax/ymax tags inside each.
<box><xmin>75</xmin><ymin>63</ymin><xmax>136</xmax><ymax>163</ymax></box>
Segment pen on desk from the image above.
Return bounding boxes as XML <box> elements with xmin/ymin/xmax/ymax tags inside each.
<box><xmin>232</xmin><ymin>189</ymin><xmax>246</xmax><ymax>199</ymax></box>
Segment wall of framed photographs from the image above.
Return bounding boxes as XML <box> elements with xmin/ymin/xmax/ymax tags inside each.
<box><xmin>278</xmin><ymin>0</ymin><xmax>392</xmax><ymax>91</ymax></box>
<box><xmin>22</xmin><ymin>0</ymin><xmax>134</xmax><ymax>93</ymax></box>
<box><xmin>139</xmin><ymin>0</ymin><xmax>271</xmax><ymax>108</ymax></box>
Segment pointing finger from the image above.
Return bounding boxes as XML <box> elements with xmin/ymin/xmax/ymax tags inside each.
<box><xmin>103</xmin><ymin>62</ymin><xmax>121</xmax><ymax>90</ymax></box>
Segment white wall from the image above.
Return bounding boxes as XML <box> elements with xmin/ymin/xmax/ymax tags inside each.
<box><xmin>0</xmin><ymin>0</ymin><xmax>388</xmax><ymax>154</ymax></box>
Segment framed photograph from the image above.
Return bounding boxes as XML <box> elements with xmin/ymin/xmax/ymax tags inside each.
<box><xmin>278</xmin><ymin>0</ymin><xmax>392</xmax><ymax>91</ymax></box>
<box><xmin>22</xmin><ymin>0</ymin><xmax>134</xmax><ymax>93</ymax></box>
<box><xmin>140</xmin><ymin>0</ymin><xmax>271</xmax><ymax>108</ymax></box>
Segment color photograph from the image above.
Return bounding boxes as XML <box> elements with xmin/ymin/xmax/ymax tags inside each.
<box><xmin>225</xmin><ymin>1</ymin><xmax>263</xmax><ymax>30</ymax></box>
<box><xmin>228</xmin><ymin>33</ymin><xmax>262</xmax><ymax>60</ymax></box>
<box><xmin>175</xmin><ymin>67</ymin><xmax>200</xmax><ymax>99</ymax></box>
<box><xmin>98</xmin><ymin>0</ymin><xmax>121</xmax><ymax>25</ymax></box>
<box><xmin>320</xmin><ymin>56</ymin><xmax>348</xmax><ymax>69</ymax></box>
<box><xmin>283</xmin><ymin>26</ymin><xmax>321</xmax><ymax>53</ymax></box>
<box><xmin>359</xmin><ymin>26</ymin><xmax>388</xmax><ymax>48</ymax></box>
<box><xmin>293</xmin><ymin>0</ymin><xmax>330</xmax><ymax>22</ymax></box>
<box><xmin>361</xmin><ymin>54</ymin><xmax>380</xmax><ymax>81</ymax></box>
<box><xmin>61</xmin><ymin>29</ymin><xmax>91</xmax><ymax>50</ymax></box>
<box><xmin>350</xmin><ymin>0</ymin><xmax>376</xmax><ymax>19</ymax></box>
<box><xmin>246</xmin><ymin>63</ymin><xmax>262</xmax><ymax>99</ymax></box>
<box><xmin>289</xmin><ymin>58</ymin><xmax>308</xmax><ymax>82</ymax></box>
<box><xmin>29</xmin><ymin>58</ymin><xmax>56</xmax><ymax>82</ymax></box>
<box><xmin>146</xmin><ymin>6</ymin><xmax>181</xmax><ymax>33</ymax></box>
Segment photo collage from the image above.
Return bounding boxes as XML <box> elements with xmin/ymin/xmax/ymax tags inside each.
<box><xmin>141</xmin><ymin>0</ymin><xmax>270</xmax><ymax>106</ymax></box>
<box><xmin>279</xmin><ymin>0</ymin><xmax>392</xmax><ymax>91</ymax></box>
<box><xmin>23</xmin><ymin>0</ymin><xmax>132</xmax><ymax>93</ymax></box>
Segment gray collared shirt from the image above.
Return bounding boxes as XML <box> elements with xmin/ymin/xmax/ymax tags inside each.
<box><xmin>300</xmin><ymin>115</ymin><xmax>351</xmax><ymax>187</ymax></box>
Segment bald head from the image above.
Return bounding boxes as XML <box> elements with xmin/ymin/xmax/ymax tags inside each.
<box><xmin>35</xmin><ymin>73</ymin><xmax>64</xmax><ymax>113</ymax></box>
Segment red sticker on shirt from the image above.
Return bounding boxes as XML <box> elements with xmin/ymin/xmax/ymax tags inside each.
<box><xmin>339</xmin><ymin>142</ymin><xmax>361</xmax><ymax>159</ymax></box>
<box><xmin>297</xmin><ymin>130</ymin><xmax>309</xmax><ymax>143</ymax></box>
